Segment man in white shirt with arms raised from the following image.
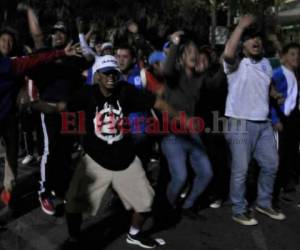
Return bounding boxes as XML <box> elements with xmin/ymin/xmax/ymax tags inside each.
<box><xmin>223</xmin><ymin>15</ymin><xmax>286</xmax><ymax>226</ymax></box>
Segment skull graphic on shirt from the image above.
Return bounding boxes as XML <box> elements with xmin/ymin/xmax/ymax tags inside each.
<box><xmin>93</xmin><ymin>101</ymin><xmax>124</xmax><ymax>144</ymax></box>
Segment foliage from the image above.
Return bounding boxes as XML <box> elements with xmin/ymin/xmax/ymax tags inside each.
<box><xmin>0</xmin><ymin>0</ymin><xmax>282</xmax><ymax>48</ymax></box>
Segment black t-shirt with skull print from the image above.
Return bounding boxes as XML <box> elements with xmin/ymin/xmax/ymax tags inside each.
<box><xmin>67</xmin><ymin>81</ymin><xmax>156</xmax><ymax>171</ymax></box>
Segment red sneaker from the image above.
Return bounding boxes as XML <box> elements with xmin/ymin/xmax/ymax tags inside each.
<box><xmin>39</xmin><ymin>196</ymin><xmax>55</xmax><ymax>215</ymax></box>
<box><xmin>0</xmin><ymin>189</ymin><xmax>11</xmax><ymax>206</ymax></box>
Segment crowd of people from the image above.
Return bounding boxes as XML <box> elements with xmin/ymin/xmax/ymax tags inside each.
<box><xmin>1</xmin><ymin>3</ymin><xmax>300</xmax><ymax>250</ymax></box>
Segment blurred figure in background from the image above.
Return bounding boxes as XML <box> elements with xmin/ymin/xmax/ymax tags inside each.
<box><xmin>196</xmin><ymin>46</ymin><xmax>230</xmax><ymax>209</ymax></box>
<box><xmin>271</xmin><ymin>43</ymin><xmax>300</xmax><ymax>207</ymax></box>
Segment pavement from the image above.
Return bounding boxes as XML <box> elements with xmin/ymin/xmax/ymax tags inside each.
<box><xmin>0</xmin><ymin>151</ymin><xmax>300</xmax><ymax>250</ymax></box>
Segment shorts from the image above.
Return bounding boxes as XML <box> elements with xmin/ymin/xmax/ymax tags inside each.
<box><xmin>65</xmin><ymin>154</ymin><xmax>154</xmax><ymax>216</ymax></box>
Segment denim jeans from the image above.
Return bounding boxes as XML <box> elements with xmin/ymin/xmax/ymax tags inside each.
<box><xmin>225</xmin><ymin>118</ymin><xmax>278</xmax><ymax>215</ymax></box>
<box><xmin>161</xmin><ymin>134</ymin><xmax>213</xmax><ymax>209</ymax></box>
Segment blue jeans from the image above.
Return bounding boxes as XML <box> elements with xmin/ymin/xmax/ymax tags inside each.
<box><xmin>161</xmin><ymin>134</ymin><xmax>213</xmax><ymax>209</ymax></box>
<box><xmin>225</xmin><ymin>118</ymin><xmax>278</xmax><ymax>215</ymax></box>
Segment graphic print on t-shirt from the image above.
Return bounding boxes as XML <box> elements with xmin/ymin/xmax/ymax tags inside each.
<box><xmin>93</xmin><ymin>100</ymin><xmax>124</xmax><ymax>144</ymax></box>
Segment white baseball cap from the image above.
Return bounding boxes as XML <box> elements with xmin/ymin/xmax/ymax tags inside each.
<box><xmin>94</xmin><ymin>55</ymin><xmax>120</xmax><ymax>74</ymax></box>
<box><xmin>101</xmin><ymin>42</ymin><xmax>113</xmax><ymax>51</ymax></box>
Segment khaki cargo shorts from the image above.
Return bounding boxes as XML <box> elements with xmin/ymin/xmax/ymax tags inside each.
<box><xmin>65</xmin><ymin>154</ymin><xmax>154</xmax><ymax>216</ymax></box>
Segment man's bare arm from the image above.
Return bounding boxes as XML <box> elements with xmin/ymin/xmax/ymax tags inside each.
<box><xmin>224</xmin><ymin>15</ymin><xmax>255</xmax><ymax>61</ymax></box>
<box><xmin>18</xmin><ymin>3</ymin><xmax>45</xmax><ymax>49</ymax></box>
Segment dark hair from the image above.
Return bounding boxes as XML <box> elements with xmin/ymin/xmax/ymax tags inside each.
<box><xmin>178</xmin><ymin>39</ymin><xmax>197</xmax><ymax>59</ymax></box>
<box><xmin>116</xmin><ymin>44</ymin><xmax>136</xmax><ymax>58</ymax></box>
<box><xmin>0</xmin><ymin>27</ymin><xmax>18</xmax><ymax>56</ymax></box>
<box><xmin>281</xmin><ymin>43</ymin><xmax>300</xmax><ymax>55</ymax></box>
<box><xmin>198</xmin><ymin>46</ymin><xmax>212</xmax><ymax>63</ymax></box>
<box><xmin>241</xmin><ymin>24</ymin><xmax>263</xmax><ymax>43</ymax></box>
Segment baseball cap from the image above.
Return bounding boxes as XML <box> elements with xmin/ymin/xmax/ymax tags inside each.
<box><xmin>148</xmin><ymin>51</ymin><xmax>166</xmax><ymax>65</ymax></box>
<box><xmin>101</xmin><ymin>42</ymin><xmax>113</xmax><ymax>51</ymax></box>
<box><xmin>52</xmin><ymin>21</ymin><xmax>68</xmax><ymax>34</ymax></box>
<box><xmin>94</xmin><ymin>55</ymin><xmax>121</xmax><ymax>73</ymax></box>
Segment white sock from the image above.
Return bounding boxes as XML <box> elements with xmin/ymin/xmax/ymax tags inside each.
<box><xmin>129</xmin><ymin>226</ymin><xmax>140</xmax><ymax>235</ymax></box>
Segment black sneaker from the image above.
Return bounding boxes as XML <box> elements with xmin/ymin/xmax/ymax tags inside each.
<box><xmin>255</xmin><ymin>206</ymin><xmax>286</xmax><ymax>220</ymax></box>
<box><xmin>232</xmin><ymin>213</ymin><xmax>258</xmax><ymax>226</ymax></box>
<box><xmin>126</xmin><ymin>233</ymin><xmax>158</xmax><ymax>249</ymax></box>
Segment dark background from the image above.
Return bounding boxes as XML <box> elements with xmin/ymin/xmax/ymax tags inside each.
<box><xmin>0</xmin><ymin>0</ymin><xmax>230</xmax><ymax>49</ymax></box>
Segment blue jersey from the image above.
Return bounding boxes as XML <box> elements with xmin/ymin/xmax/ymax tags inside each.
<box><xmin>124</xmin><ymin>65</ymin><xmax>148</xmax><ymax>134</ymax></box>
<box><xmin>270</xmin><ymin>66</ymin><xmax>298</xmax><ymax>124</ymax></box>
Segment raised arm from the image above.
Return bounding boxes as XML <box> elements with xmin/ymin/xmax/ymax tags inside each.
<box><xmin>76</xmin><ymin>18</ymin><xmax>96</xmax><ymax>58</ymax></box>
<box><xmin>11</xmin><ymin>42</ymin><xmax>82</xmax><ymax>75</ymax></box>
<box><xmin>126</xmin><ymin>21</ymin><xmax>155</xmax><ymax>57</ymax></box>
<box><xmin>162</xmin><ymin>31</ymin><xmax>184</xmax><ymax>78</ymax></box>
<box><xmin>224</xmin><ymin>15</ymin><xmax>255</xmax><ymax>62</ymax></box>
<box><xmin>85</xmin><ymin>22</ymin><xmax>97</xmax><ymax>42</ymax></box>
<box><xmin>18</xmin><ymin>3</ymin><xmax>45</xmax><ymax>49</ymax></box>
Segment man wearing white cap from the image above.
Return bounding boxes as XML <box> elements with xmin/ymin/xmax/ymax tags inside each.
<box><xmin>54</xmin><ymin>55</ymin><xmax>183</xmax><ymax>249</ymax></box>
<box><xmin>100</xmin><ymin>42</ymin><xmax>113</xmax><ymax>56</ymax></box>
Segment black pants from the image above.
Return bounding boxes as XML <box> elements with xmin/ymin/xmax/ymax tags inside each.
<box><xmin>20</xmin><ymin>108</ymin><xmax>43</xmax><ymax>156</ymax></box>
<box><xmin>132</xmin><ymin>133</ymin><xmax>155</xmax><ymax>168</ymax></box>
<box><xmin>39</xmin><ymin>113</ymin><xmax>75</xmax><ymax>198</ymax></box>
<box><xmin>274</xmin><ymin>109</ymin><xmax>300</xmax><ymax>199</ymax></box>
<box><xmin>0</xmin><ymin>113</ymin><xmax>18</xmax><ymax>191</ymax></box>
<box><xmin>202</xmin><ymin>133</ymin><xmax>230</xmax><ymax>201</ymax></box>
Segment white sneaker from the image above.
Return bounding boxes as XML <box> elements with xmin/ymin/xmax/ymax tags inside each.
<box><xmin>210</xmin><ymin>199</ymin><xmax>222</xmax><ymax>209</ymax></box>
<box><xmin>22</xmin><ymin>155</ymin><xmax>34</xmax><ymax>165</ymax></box>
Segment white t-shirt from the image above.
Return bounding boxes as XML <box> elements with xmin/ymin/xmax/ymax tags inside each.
<box><xmin>281</xmin><ymin>65</ymin><xmax>298</xmax><ymax>116</ymax></box>
<box><xmin>223</xmin><ymin>57</ymin><xmax>273</xmax><ymax>121</ymax></box>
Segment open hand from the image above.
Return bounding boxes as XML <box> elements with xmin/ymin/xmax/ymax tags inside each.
<box><xmin>238</xmin><ymin>15</ymin><xmax>255</xmax><ymax>29</ymax></box>
<box><xmin>64</xmin><ymin>41</ymin><xmax>82</xmax><ymax>57</ymax></box>
<box><xmin>76</xmin><ymin>17</ymin><xmax>85</xmax><ymax>33</ymax></box>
